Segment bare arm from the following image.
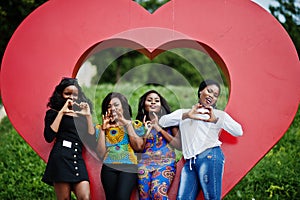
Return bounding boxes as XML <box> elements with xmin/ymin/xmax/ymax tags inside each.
<box><xmin>124</xmin><ymin>121</ymin><xmax>144</xmax><ymax>152</ymax></box>
<box><xmin>96</xmin><ymin>126</ymin><xmax>107</xmax><ymax>160</ymax></box>
<box><xmin>50</xmin><ymin>99</ymin><xmax>74</xmax><ymax>132</ymax></box>
<box><xmin>157</xmin><ymin>126</ymin><xmax>181</xmax><ymax>150</ymax></box>
<box><xmin>148</xmin><ymin>113</ymin><xmax>182</xmax><ymax>150</ymax></box>
<box><xmin>111</xmin><ymin>109</ymin><xmax>144</xmax><ymax>152</ymax></box>
<box><xmin>85</xmin><ymin>115</ymin><xmax>95</xmax><ymax>135</ymax></box>
<box><xmin>95</xmin><ymin>114</ymin><xmax>113</xmax><ymax>159</ymax></box>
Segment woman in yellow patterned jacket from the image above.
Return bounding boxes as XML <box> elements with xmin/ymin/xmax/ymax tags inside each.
<box><xmin>96</xmin><ymin>92</ymin><xmax>145</xmax><ymax>200</ymax></box>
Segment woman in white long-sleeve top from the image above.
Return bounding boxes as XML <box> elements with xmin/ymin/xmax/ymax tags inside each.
<box><xmin>159</xmin><ymin>79</ymin><xmax>243</xmax><ymax>200</ymax></box>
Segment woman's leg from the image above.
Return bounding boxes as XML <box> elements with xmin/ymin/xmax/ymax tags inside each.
<box><xmin>196</xmin><ymin>147</ymin><xmax>225</xmax><ymax>200</ymax></box>
<box><xmin>150</xmin><ymin>165</ymin><xmax>176</xmax><ymax>200</ymax></box>
<box><xmin>138</xmin><ymin>168</ymin><xmax>151</xmax><ymax>200</ymax></box>
<box><xmin>116</xmin><ymin>171</ymin><xmax>138</xmax><ymax>200</ymax></box>
<box><xmin>73</xmin><ymin>181</ymin><xmax>90</xmax><ymax>200</ymax></box>
<box><xmin>53</xmin><ymin>182</ymin><xmax>71</xmax><ymax>200</ymax></box>
<box><xmin>176</xmin><ymin>160</ymin><xmax>200</xmax><ymax>200</ymax></box>
<box><xmin>101</xmin><ymin>165</ymin><xmax>119</xmax><ymax>200</ymax></box>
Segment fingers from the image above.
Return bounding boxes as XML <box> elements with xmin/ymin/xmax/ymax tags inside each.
<box><xmin>188</xmin><ymin>104</ymin><xmax>213</xmax><ymax>121</ymax></box>
<box><xmin>62</xmin><ymin>99</ymin><xmax>75</xmax><ymax>113</ymax></box>
<box><xmin>142</xmin><ymin>115</ymin><xmax>152</xmax><ymax>130</ymax></box>
<box><xmin>144</xmin><ymin>127</ymin><xmax>152</xmax><ymax>137</ymax></box>
<box><xmin>192</xmin><ymin>105</ymin><xmax>216</xmax><ymax>122</ymax></box>
<box><xmin>145</xmin><ymin>121</ymin><xmax>152</xmax><ymax>129</ymax></box>
<box><xmin>103</xmin><ymin>111</ymin><xmax>114</xmax><ymax>123</ymax></box>
<box><xmin>74</xmin><ymin>102</ymin><xmax>93</xmax><ymax>116</ymax></box>
<box><xmin>105</xmin><ymin>111</ymin><xmax>111</xmax><ymax>118</ymax></box>
<box><xmin>67</xmin><ymin>101</ymin><xmax>90</xmax><ymax>110</ymax></box>
<box><xmin>65</xmin><ymin>99</ymin><xmax>73</xmax><ymax>107</ymax></box>
<box><xmin>196</xmin><ymin>107</ymin><xmax>209</xmax><ymax>115</ymax></box>
<box><xmin>152</xmin><ymin>112</ymin><xmax>159</xmax><ymax>121</ymax></box>
<box><xmin>103</xmin><ymin>113</ymin><xmax>112</xmax><ymax>122</ymax></box>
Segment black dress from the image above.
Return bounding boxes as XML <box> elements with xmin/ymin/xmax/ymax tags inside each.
<box><xmin>42</xmin><ymin>109</ymin><xmax>93</xmax><ymax>186</ymax></box>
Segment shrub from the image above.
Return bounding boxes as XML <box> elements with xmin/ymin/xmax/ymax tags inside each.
<box><xmin>224</xmin><ymin>107</ymin><xmax>300</xmax><ymax>200</ymax></box>
<box><xmin>0</xmin><ymin>117</ymin><xmax>55</xmax><ymax>199</ymax></box>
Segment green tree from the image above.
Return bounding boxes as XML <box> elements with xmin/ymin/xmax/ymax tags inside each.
<box><xmin>134</xmin><ymin>0</ymin><xmax>170</xmax><ymax>13</ymax></box>
<box><xmin>87</xmin><ymin>0</ymin><xmax>232</xmax><ymax>87</ymax></box>
<box><xmin>0</xmin><ymin>0</ymin><xmax>47</xmax><ymax>63</ymax></box>
<box><xmin>269</xmin><ymin>0</ymin><xmax>300</xmax><ymax>57</ymax></box>
<box><xmin>89</xmin><ymin>47</ymin><xmax>219</xmax><ymax>87</ymax></box>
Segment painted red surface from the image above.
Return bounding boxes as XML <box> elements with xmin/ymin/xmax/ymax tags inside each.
<box><xmin>1</xmin><ymin>0</ymin><xmax>299</xmax><ymax>199</ymax></box>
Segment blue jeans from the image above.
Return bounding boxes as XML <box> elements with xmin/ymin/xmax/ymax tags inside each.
<box><xmin>177</xmin><ymin>147</ymin><xmax>225</xmax><ymax>200</ymax></box>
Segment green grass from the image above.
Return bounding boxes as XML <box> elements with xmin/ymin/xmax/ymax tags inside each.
<box><xmin>224</xmin><ymin>107</ymin><xmax>300</xmax><ymax>200</ymax></box>
<box><xmin>0</xmin><ymin>117</ymin><xmax>55</xmax><ymax>200</ymax></box>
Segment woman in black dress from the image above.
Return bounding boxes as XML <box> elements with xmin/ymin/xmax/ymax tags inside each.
<box><xmin>42</xmin><ymin>77</ymin><xmax>95</xmax><ymax>200</ymax></box>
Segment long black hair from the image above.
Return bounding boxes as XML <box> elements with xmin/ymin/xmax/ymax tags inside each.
<box><xmin>47</xmin><ymin>77</ymin><xmax>93</xmax><ymax>113</ymax></box>
<box><xmin>101</xmin><ymin>92</ymin><xmax>132</xmax><ymax>120</ymax></box>
<box><xmin>136</xmin><ymin>90</ymin><xmax>171</xmax><ymax>121</ymax></box>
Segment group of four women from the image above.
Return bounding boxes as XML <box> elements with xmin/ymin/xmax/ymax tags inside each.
<box><xmin>42</xmin><ymin>77</ymin><xmax>243</xmax><ymax>200</ymax></box>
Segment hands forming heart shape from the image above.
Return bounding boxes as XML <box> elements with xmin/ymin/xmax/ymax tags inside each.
<box><xmin>1</xmin><ymin>0</ymin><xmax>299</xmax><ymax>199</ymax></box>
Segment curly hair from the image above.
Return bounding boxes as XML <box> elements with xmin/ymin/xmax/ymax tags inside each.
<box><xmin>47</xmin><ymin>77</ymin><xmax>93</xmax><ymax>113</ymax></box>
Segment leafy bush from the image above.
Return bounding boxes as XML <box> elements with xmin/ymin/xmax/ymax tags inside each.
<box><xmin>224</xmin><ymin>107</ymin><xmax>300</xmax><ymax>200</ymax></box>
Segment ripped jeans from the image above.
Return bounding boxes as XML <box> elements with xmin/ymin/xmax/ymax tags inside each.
<box><xmin>177</xmin><ymin>146</ymin><xmax>225</xmax><ymax>200</ymax></box>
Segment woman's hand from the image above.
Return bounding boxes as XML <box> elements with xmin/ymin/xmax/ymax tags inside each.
<box><xmin>51</xmin><ymin>99</ymin><xmax>75</xmax><ymax>132</ymax></box>
<box><xmin>201</xmin><ymin>106</ymin><xmax>219</xmax><ymax>123</ymax></box>
<box><xmin>60</xmin><ymin>99</ymin><xmax>76</xmax><ymax>114</ymax></box>
<box><xmin>74</xmin><ymin>102</ymin><xmax>92</xmax><ymax>116</ymax></box>
<box><xmin>101</xmin><ymin>110</ymin><xmax>132</xmax><ymax>129</ymax></box>
<box><xmin>143</xmin><ymin>115</ymin><xmax>152</xmax><ymax>137</ymax></box>
<box><xmin>114</xmin><ymin>110</ymin><xmax>131</xmax><ymax>127</ymax></box>
<box><xmin>150</xmin><ymin>112</ymin><xmax>162</xmax><ymax>132</ymax></box>
<box><xmin>143</xmin><ymin>112</ymin><xmax>162</xmax><ymax>134</ymax></box>
<box><xmin>102</xmin><ymin>112</ymin><xmax>117</xmax><ymax>130</ymax></box>
<box><xmin>183</xmin><ymin>103</ymin><xmax>218</xmax><ymax>123</ymax></box>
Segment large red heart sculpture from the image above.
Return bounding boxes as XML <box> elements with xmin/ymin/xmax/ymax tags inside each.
<box><xmin>1</xmin><ymin>0</ymin><xmax>299</xmax><ymax>199</ymax></box>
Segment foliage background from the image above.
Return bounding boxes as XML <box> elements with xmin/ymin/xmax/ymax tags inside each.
<box><xmin>0</xmin><ymin>0</ymin><xmax>299</xmax><ymax>199</ymax></box>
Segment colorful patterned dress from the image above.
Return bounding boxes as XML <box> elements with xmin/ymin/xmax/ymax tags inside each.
<box><xmin>138</xmin><ymin>128</ymin><xmax>176</xmax><ymax>200</ymax></box>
